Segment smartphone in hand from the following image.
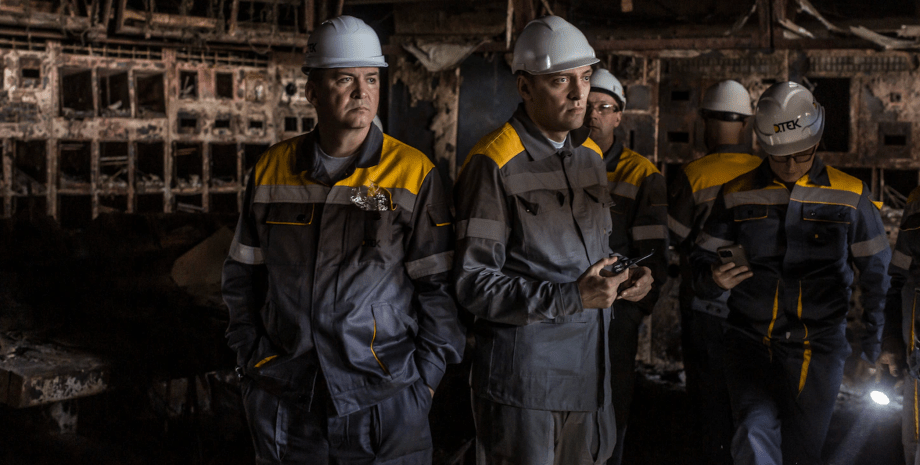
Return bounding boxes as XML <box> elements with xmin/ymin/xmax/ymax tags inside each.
<box><xmin>717</xmin><ymin>244</ymin><xmax>750</xmax><ymax>269</ymax></box>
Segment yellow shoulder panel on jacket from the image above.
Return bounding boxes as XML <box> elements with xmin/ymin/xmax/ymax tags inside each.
<box><xmin>582</xmin><ymin>137</ymin><xmax>603</xmax><ymax>159</ymax></box>
<box><xmin>340</xmin><ymin>134</ymin><xmax>433</xmax><ymax>196</ymax></box>
<box><xmin>683</xmin><ymin>152</ymin><xmax>761</xmax><ymax>194</ymax></box>
<box><xmin>462</xmin><ymin>123</ymin><xmax>525</xmax><ymax>172</ymax></box>
<box><xmin>607</xmin><ymin>147</ymin><xmax>660</xmax><ymax>186</ymax></box>
<box><xmin>907</xmin><ymin>186</ymin><xmax>920</xmax><ymax>205</ymax></box>
<box><xmin>722</xmin><ymin>168</ymin><xmax>759</xmax><ymax>196</ymax></box>
<box><xmin>254</xmin><ymin>137</ymin><xmax>312</xmax><ymax>186</ymax></box>
<box><xmin>824</xmin><ymin>166</ymin><xmax>864</xmax><ymax>197</ymax></box>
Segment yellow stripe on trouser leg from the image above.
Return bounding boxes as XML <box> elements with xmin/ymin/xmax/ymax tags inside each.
<box><xmin>798</xmin><ymin>341</ymin><xmax>812</xmax><ymax>395</ymax></box>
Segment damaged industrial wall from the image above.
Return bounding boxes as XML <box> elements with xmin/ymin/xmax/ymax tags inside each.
<box><xmin>1</xmin><ymin>0</ymin><xmax>919</xmax><ymax>463</ymax></box>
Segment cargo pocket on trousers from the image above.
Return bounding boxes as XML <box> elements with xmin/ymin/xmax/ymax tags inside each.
<box><xmin>372</xmin><ymin>379</ymin><xmax>433</xmax><ymax>460</ymax></box>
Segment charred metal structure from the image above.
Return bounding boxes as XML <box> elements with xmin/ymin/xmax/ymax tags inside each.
<box><xmin>0</xmin><ymin>0</ymin><xmax>917</xmax><ymax>463</ymax></box>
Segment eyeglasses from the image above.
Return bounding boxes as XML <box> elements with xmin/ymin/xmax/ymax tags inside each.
<box><xmin>769</xmin><ymin>146</ymin><xmax>817</xmax><ymax>164</ymax></box>
<box><xmin>586</xmin><ymin>103</ymin><xmax>622</xmax><ymax>115</ymax></box>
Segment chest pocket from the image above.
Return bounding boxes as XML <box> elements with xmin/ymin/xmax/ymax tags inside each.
<box><xmin>343</xmin><ymin>207</ymin><xmax>398</xmax><ymax>266</ymax></box>
<box><xmin>733</xmin><ymin>204</ymin><xmax>779</xmax><ymax>259</ymax></box>
<box><xmin>261</xmin><ymin>203</ymin><xmax>317</xmax><ymax>265</ymax></box>
<box><xmin>584</xmin><ymin>184</ymin><xmax>614</xmax><ymax>237</ymax></box>
<box><xmin>802</xmin><ymin>203</ymin><xmax>850</xmax><ymax>252</ymax></box>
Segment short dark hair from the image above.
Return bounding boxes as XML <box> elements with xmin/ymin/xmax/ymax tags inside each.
<box><xmin>306</xmin><ymin>68</ymin><xmax>327</xmax><ymax>86</ymax></box>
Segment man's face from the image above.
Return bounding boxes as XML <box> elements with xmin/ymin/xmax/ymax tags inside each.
<box><xmin>584</xmin><ymin>91</ymin><xmax>622</xmax><ymax>143</ymax></box>
<box><xmin>768</xmin><ymin>145</ymin><xmax>817</xmax><ymax>183</ymax></box>
<box><xmin>306</xmin><ymin>67</ymin><xmax>379</xmax><ymax>130</ymax></box>
<box><xmin>518</xmin><ymin>65</ymin><xmax>593</xmax><ymax>137</ymax></box>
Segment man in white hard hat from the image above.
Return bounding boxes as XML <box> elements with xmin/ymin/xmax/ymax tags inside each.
<box><xmin>879</xmin><ymin>186</ymin><xmax>920</xmax><ymax>465</ymax></box>
<box><xmin>222</xmin><ymin>15</ymin><xmax>465</xmax><ymax>464</ymax></box>
<box><xmin>453</xmin><ymin>15</ymin><xmax>652</xmax><ymax>464</ymax></box>
<box><xmin>667</xmin><ymin>79</ymin><xmax>760</xmax><ymax>465</ymax></box>
<box><xmin>690</xmin><ymin>81</ymin><xmax>891</xmax><ymax>464</ymax></box>
<box><xmin>584</xmin><ymin>68</ymin><xmax>668</xmax><ymax>465</ymax></box>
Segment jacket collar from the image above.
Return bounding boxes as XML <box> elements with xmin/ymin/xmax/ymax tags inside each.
<box><xmin>755</xmin><ymin>153</ymin><xmax>830</xmax><ymax>188</ymax></box>
<box><xmin>509</xmin><ymin>103</ymin><xmax>592</xmax><ymax>161</ymax></box>
<box><xmin>707</xmin><ymin>143</ymin><xmax>751</xmax><ymax>156</ymax></box>
<box><xmin>295</xmin><ymin>124</ymin><xmax>384</xmax><ymax>184</ymax></box>
<box><xmin>604</xmin><ymin>139</ymin><xmax>625</xmax><ymax>170</ymax></box>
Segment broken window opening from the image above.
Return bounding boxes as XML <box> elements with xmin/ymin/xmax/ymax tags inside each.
<box><xmin>302</xmin><ymin>117</ymin><xmax>315</xmax><ymax>132</ymax></box>
<box><xmin>214</xmin><ymin>118</ymin><xmax>232</xmax><ymax>130</ymax></box>
<box><xmin>178</xmin><ymin>113</ymin><xmax>199</xmax><ymax>134</ymax></box>
<box><xmin>13</xmin><ymin>140</ymin><xmax>47</xmax><ymax>195</ymax></box>
<box><xmin>249</xmin><ymin>119</ymin><xmax>264</xmax><ymax>130</ymax></box>
<box><xmin>58</xmin><ymin>195</ymin><xmax>92</xmax><ymax>230</ymax></box>
<box><xmin>136</xmin><ymin>193</ymin><xmax>164</xmax><ymax>213</ymax></box>
<box><xmin>59</xmin><ymin>141</ymin><xmax>92</xmax><ymax>188</ymax></box>
<box><xmin>136</xmin><ymin>142</ymin><xmax>165</xmax><ymax>192</ymax></box>
<box><xmin>210</xmin><ymin>193</ymin><xmax>239</xmax><ymax>214</ymax></box>
<box><xmin>173</xmin><ymin>143</ymin><xmax>203</xmax><ymax>189</ymax></box>
<box><xmin>216</xmin><ymin>72</ymin><xmax>234</xmax><ymax>99</ymax></box>
<box><xmin>667</xmin><ymin>132</ymin><xmax>690</xmax><ymax>143</ymax></box>
<box><xmin>136</xmin><ymin>73</ymin><xmax>166</xmax><ymax>117</ymax></box>
<box><xmin>179</xmin><ymin>70</ymin><xmax>198</xmax><ymax>99</ymax></box>
<box><xmin>100</xmin><ymin>142</ymin><xmax>129</xmax><ymax>189</ymax></box>
<box><xmin>21</xmin><ymin>67</ymin><xmax>41</xmax><ymax>88</ymax></box>
<box><xmin>670</xmin><ymin>90</ymin><xmax>690</xmax><ymax>102</ymax></box>
<box><xmin>98</xmin><ymin>71</ymin><xmax>130</xmax><ymax>117</ymax></box>
<box><xmin>284</xmin><ymin>117</ymin><xmax>298</xmax><ymax>132</ymax></box>
<box><xmin>210</xmin><ymin>144</ymin><xmax>238</xmax><ymax>186</ymax></box>
<box><xmin>884</xmin><ymin>134</ymin><xmax>907</xmax><ymax>146</ymax></box>
<box><xmin>60</xmin><ymin>68</ymin><xmax>94</xmax><ymax>118</ymax></box>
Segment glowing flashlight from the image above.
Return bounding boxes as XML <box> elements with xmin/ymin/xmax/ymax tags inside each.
<box><xmin>869</xmin><ymin>389</ymin><xmax>890</xmax><ymax>406</ymax></box>
<box><xmin>869</xmin><ymin>368</ymin><xmax>898</xmax><ymax>406</ymax></box>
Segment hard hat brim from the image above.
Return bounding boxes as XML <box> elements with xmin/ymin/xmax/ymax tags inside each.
<box><xmin>521</xmin><ymin>56</ymin><xmax>599</xmax><ymax>75</ymax></box>
<box><xmin>590</xmin><ymin>87</ymin><xmax>625</xmax><ymax>107</ymax></box>
<box><xmin>301</xmin><ymin>57</ymin><xmax>388</xmax><ymax>75</ymax></box>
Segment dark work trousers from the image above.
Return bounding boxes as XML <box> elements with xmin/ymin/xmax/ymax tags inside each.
<box><xmin>902</xmin><ymin>376</ymin><xmax>920</xmax><ymax>465</ymax></box>
<box><xmin>606</xmin><ymin>302</ymin><xmax>644</xmax><ymax>465</ymax></box>
<box><xmin>680</xmin><ymin>308</ymin><xmax>734</xmax><ymax>465</ymax></box>
<box><xmin>724</xmin><ymin>327</ymin><xmax>849</xmax><ymax>465</ymax></box>
<box><xmin>472</xmin><ymin>394</ymin><xmax>617</xmax><ymax>465</ymax></box>
<box><xmin>240</xmin><ymin>375</ymin><xmax>433</xmax><ymax>465</ymax></box>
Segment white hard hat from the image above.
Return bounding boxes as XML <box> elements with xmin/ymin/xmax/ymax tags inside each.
<box><xmin>754</xmin><ymin>81</ymin><xmax>825</xmax><ymax>156</ymax></box>
<box><xmin>512</xmin><ymin>16</ymin><xmax>599</xmax><ymax>75</ymax></box>
<box><xmin>590</xmin><ymin>68</ymin><xmax>626</xmax><ymax>107</ymax></box>
<box><xmin>302</xmin><ymin>16</ymin><xmax>388</xmax><ymax>75</ymax></box>
<box><xmin>700</xmin><ymin>80</ymin><xmax>753</xmax><ymax>121</ymax></box>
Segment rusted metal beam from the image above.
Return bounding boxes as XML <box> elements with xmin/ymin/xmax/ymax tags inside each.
<box><xmin>757</xmin><ymin>0</ymin><xmax>772</xmax><ymax>49</ymax></box>
<box><xmin>121</xmin><ymin>9</ymin><xmax>220</xmax><ymax>29</ymax></box>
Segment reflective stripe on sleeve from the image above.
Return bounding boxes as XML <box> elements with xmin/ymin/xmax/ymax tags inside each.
<box><xmin>406</xmin><ymin>251</ymin><xmax>454</xmax><ymax>279</ymax></box>
<box><xmin>611</xmin><ymin>181</ymin><xmax>639</xmax><ymax>200</ymax></box>
<box><xmin>668</xmin><ymin>215</ymin><xmax>691</xmax><ymax>241</ymax></box>
<box><xmin>892</xmin><ymin>249</ymin><xmax>913</xmax><ymax>270</ymax></box>
<box><xmin>229</xmin><ymin>240</ymin><xmax>264</xmax><ymax>265</ymax></box>
<box><xmin>696</xmin><ymin>232</ymin><xmax>733</xmax><ymax>253</ymax></box>
<box><xmin>850</xmin><ymin>233</ymin><xmax>890</xmax><ymax>258</ymax></box>
<box><xmin>631</xmin><ymin>224</ymin><xmax>669</xmax><ymax>241</ymax></box>
<box><xmin>456</xmin><ymin>218</ymin><xmax>508</xmax><ymax>242</ymax></box>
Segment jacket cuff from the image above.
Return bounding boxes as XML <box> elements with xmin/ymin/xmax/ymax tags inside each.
<box><xmin>416</xmin><ymin>355</ymin><xmax>446</xmax><ymax>391</ymax></box>
<box><xmin>563</xmin><ymin>281</ymin><xmax>587</xmax><ymax>314</ymax></box>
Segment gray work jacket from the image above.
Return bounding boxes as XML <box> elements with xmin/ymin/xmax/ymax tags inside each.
<box><xmin>222</xmin><ymin>126</ymin><xmax>465</xmax><ymax>416</ymax></box>
<box><xmin>453</xmin><ymin>105</ymin><xmax>614</xmax><ymax>411</ymax></box>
